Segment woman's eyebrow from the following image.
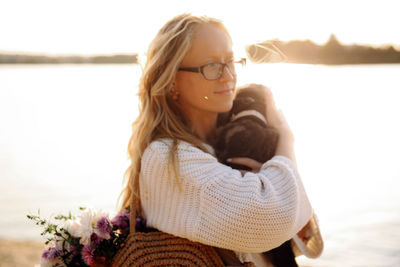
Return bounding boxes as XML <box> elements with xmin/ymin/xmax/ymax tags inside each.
<box><xmin>205</xmin><ymin>52</ymin><xmax>235</xmax><ymax>62</ymax></box>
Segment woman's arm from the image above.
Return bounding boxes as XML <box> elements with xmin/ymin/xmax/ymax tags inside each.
<box><xmin>139</xmin><ymin>140</ymin><xmax>312</xmax><ymax>253</ymax></box>
<box><xmin>228</xmin><ymin>86</ymin><xmax>297</xmax><ymax>170</ymax></box>
<box><xmin>227</xmin><ymin>86</ymin><xmax>296</xmax><ymax>173</ymax></box>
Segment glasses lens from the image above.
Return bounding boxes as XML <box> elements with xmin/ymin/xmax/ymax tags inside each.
<box><xmin>202</xmin><ymin>59</ymin><xmax>245</xmax><ymax>80</ymax></box>
<box><xmin>202</xmin><ymin>63</ymin><xmax>222</xmax><ymax>80</ymax></box>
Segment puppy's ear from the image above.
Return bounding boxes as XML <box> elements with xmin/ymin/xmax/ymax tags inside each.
<box><xmin>232</xmin><ymin>96</ymin><xmax>256</xmax><ymax>114</ymax></box>
<box><xmin>242</xmin><ymin>96</ymin><xmax>256</xmax><ymax>105</ymax></box>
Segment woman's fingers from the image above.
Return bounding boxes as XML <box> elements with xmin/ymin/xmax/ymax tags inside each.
<box><xmin>239</xmin><ymin>170</ymin><xmax>247</xmax><ymax>176</ymax></box>
<box><xmin>297</xmin><ymin>220</ymin><xmax>311</xmax><ymax>243</ymax></box>
<box><xmin>227</xmin><ymin>157</ymin><xmax>263</xmax><ymax>172</ymax></box>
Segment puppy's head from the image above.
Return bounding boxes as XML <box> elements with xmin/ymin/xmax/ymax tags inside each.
<box><xmin>214</xmin><ymin>83</ymin><xmax>278</xmax><ymax>169</ymax></box>
<box><xmin>232</xmin><ymin>83</ymin><xmax>267</xmax><ymax>118</ymax></box>
<box><xmin>216</xmin><ymin>83</ymin><xmax>268</xmax><ymax>127</ymax></box>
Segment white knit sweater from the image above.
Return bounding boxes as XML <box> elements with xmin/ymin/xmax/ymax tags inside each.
<box><xmin>139</xmin><ymin>138</ymin><xmax>313</xmax><ymax>261</ymax></box>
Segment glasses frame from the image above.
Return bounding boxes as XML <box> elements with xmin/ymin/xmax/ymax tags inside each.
<box><xmin>178</xmin><ymin>58</ymin><xmax>246</xmax><ymax>81</ymax></box>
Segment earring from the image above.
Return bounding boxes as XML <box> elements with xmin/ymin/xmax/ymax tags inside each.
<box><xmin>170</xmin><ymin>87</ymin><xmax>180</xmax><ymax>101</ymax></box>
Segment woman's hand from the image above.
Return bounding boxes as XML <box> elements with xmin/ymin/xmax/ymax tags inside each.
<box><xmin>297</xmin><ymin>220</ymin><xmax>311</xmax><ymax>243</ymax></box>
<box><xmin>227</xmin><ymin>157</ymin><xmax>263</xmax><ymax>175</ymax></box>
<box><xmin>226</xmin><ymin>86</ymin><xmax>296</xmax><ymax>174</ymax></box>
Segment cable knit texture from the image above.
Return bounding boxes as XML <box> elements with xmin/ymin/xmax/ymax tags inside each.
<box><xmin>139</xmin><ymin>139</ymin><xmax>313</xmax><ymax>256</ymax></box>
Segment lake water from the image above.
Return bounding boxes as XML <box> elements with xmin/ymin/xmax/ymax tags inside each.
<box><xmin>1</xmin><ymin>63</ymin><xmax>399</xmax><ymax>267</ymax></box>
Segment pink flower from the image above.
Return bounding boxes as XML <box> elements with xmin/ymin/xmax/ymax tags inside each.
<box><xmin>82</xmin><ymin>245</ymin><xmax>95</xmax><ymax>266</ymax></box>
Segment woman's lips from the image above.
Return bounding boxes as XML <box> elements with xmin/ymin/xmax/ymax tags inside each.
<box><xmin>214</xmin><ymin>88</ymin><xmax>234</xmax><ymax>94</ymax></box>
<box><xmin>214</xmin><ymin>81</ymin><xmax>235</xmax><ymax>95</ymax></box>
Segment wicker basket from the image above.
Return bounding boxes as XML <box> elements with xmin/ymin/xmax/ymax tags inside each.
<box><xmin>110</xmin><ymin>193</ymin><xmax>253</xmax><ymax>266</ymax></box>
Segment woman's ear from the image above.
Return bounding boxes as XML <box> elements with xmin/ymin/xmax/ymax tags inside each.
<box><xmin>170</xmin><ymin>82</ymin><xmax>180</xmax><ymax>101</ymax></box>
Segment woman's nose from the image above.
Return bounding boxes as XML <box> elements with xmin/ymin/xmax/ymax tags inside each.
<box><xmin>219</xmin><ymin>65</ymin><xmax>235</xmax><ymax>81</ymax></box>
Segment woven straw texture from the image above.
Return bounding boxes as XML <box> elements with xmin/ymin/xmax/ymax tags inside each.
<box><xmin>111</xmin><ymin>229</ymin><xmax>232</xmax><ymax>267</ymax></box>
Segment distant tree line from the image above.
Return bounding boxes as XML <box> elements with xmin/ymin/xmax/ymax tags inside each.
<box><xmin>3</xmin><ymin>35</ymin><xmax>400</xmax><ymax>65</ymax></box>
<box><xmin>0</xmin><ymin>53</ymin><xmax>138</xmax><ymax>64</ymax></box>
<box><xmin>246</xmin><ymin>34</ymin><xmax>400</xmax><ymax>65</ymax></box>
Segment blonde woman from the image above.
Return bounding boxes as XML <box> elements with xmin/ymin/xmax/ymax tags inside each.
<box><xmin>120</xmin><ymin>14</ymin><xmax>323</xmax><ymax>266</ymax></box>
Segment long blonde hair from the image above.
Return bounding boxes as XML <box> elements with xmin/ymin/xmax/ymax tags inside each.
<box><xmin>119</xmin><ymin>14</ymin><xmax>230</xmax><ymax>211</ymax></box>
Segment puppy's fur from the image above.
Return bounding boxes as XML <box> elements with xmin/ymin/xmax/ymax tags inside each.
<box><xmin>215</xmin><ymin>83</ymin><xmax>278</xmax><ymax>169</ymax></box>
<box><xmin>214</xmin><ymin>84</ymin><xmax>298</xmax><ymax>267</ymax></box>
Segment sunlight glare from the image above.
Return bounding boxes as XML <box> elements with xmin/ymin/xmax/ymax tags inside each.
<box><xmin>1</xmin><ymin>0</ymin><xmax>399</xmax><ymax>55</ymax></box>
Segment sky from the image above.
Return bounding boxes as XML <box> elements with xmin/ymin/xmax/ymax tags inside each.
<box><xmin>1</xmin><ymin>0</ymin><xmax>399</xmax><ymax>55</ymax></box>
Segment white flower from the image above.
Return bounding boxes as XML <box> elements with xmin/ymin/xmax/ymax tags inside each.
<box><xmin>56</xmin><ymin>208</ymin><xmax>111</xmax><ymax>246</ymax></box>
<box><xmin>75</xmin><ymin>207</ymin><xmax>110</xmax><ymax>245</ymax></box>
<box><xmin>40</xmin><ymin>258</ymin><xmax>53</xmax><ymax>267</ymax></box>
<box><xmin>62</xmin><ymin>219</ymin><xmax>82</xmax><ymax>237</ymax></box>
<box><xmin>40</xmin><ymin>257</ymin><xmax>66</xmax><ymax>267</ymax></box>
<box><xmin>54</xmin><ymin>235</ymin><xmax>69</xmax><ymax>251</ymax></box>
<box><xmin>76</xmin><ymin>209</ymin><xmax>95</xmax><ymax>246</ymax></box>
<box><xmin>91</xmin><ymin>208</ymin><xmax>110</xmax><ymax>225</ymax></box>
<box><xmin>55</xmin><ymin>219</ymin><xmax>81</xmax><ymax>250</ymax></box>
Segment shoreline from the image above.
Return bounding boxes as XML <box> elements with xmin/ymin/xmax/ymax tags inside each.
<box><xmin>0</xmin><ymin>238</ymin><xmax>43</xmax><ymax>267</ymax></box>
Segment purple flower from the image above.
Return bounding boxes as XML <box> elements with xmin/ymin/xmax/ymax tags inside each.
<box><xmin>111</xmin><ymin>210</ymin><xmax>130</xmax><ymax>232</ymax></box>
<box><xmin>41</xmin><ymin>247</ymin><xmax>61</xmax><ymax>260</ymax></box>
<box><xmin>97</xmin><ymin>216</ymin><xmax>112</xmax><ymax>236</ymax></box>
<box><xmin>82</xmin><ymin>245</ymin><xmax>95</xmax><ymax>266</ymax></box>
<box><xmin>135</xmin><ymin>217</ymin><xmax>147</xmax><ymax>232</ymax></box>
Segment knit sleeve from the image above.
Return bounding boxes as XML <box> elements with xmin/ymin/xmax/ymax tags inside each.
<box><xmin>139</xmin><ymin>139</ymin><xmax>313</xmax><ymax>253</ymax></box>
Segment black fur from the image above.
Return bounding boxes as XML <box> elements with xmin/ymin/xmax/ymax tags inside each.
<box><xmin>214</xmin><ymin>83</ymin><xmax>298</xmax><ymax>267</ymax></box>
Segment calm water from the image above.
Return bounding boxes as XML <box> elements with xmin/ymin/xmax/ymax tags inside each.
<box><xmin>1</xmin><ymin>63</ymin><xmax>399</xmax><ymax>267</ymax></box>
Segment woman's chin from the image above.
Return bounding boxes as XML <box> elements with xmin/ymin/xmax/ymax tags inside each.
<box><xmin>214</xmin><ymin>101</ymin><xmax>233</xmax><ymax>113</ymax></box>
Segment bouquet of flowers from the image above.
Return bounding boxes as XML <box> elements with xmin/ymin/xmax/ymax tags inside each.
<box><xmin>27</xmin><ymin>207</ymin><xmax>137</xmax><ymax>267</ymax></box>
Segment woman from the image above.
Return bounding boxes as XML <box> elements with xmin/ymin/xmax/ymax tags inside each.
<box><xmin>120</xmin><ymin>14</ymin><xmax>322</xmax><ymax>266</ymax></box>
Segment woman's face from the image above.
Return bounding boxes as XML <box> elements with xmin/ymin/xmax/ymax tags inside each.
<box><xmin>174</xmin><ymin>24</ymin><xmax>236</xmax><ymax>118</ymax></box>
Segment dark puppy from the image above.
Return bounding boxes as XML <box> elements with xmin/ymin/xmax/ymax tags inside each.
<box><xmin>214</xmin><ymin>83</ymin><xmax>298</xmax><ymax>267</ymax></box>
<box><xmin>214</xmin><ymin>83</ymin><xmax>278</xmax><ymax>170</ymax></box>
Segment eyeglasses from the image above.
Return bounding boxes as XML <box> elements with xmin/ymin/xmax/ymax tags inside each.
<box><xmin>178</xmin><ymin>58</ymin><xmax>246</xmax><ymax>81</ymax></box>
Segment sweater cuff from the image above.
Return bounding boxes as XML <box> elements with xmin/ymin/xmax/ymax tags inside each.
<box><xmin>261</xmin><ymin>155</ymin><xmax>297</xmax><ymax>174</ymax></box>
<box><xmin>263</xmin><ymin>155</ymin><xmax>296</xmax><ymax>170</ymax></box>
